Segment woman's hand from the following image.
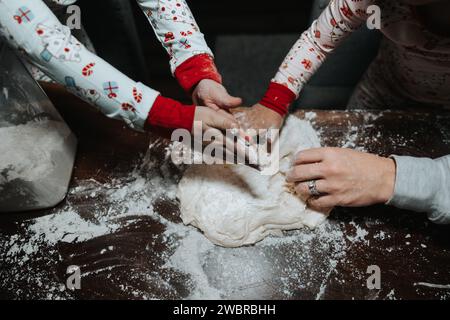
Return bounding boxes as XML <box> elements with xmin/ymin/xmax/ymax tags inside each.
<box><xmin>193</xmin><ymin>79</ymin><xmax>243</xmax><ymax>111</ymax></box>
<box><xmin>286</xmin><ymin>148</ymin><xmax>396</xmax><ymax>210</ymax></box>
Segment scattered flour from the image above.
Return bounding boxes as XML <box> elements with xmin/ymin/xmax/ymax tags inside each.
<box><xmin>164</xmin><ymin>219</ymin><xmax>348</xmax><ymax>300</ymax></box>
<box><xmin>347</xmin><ymin>221</ymin><xmax>369</xmax><ymax>245</ymax></box>
<box><xmin>28</xmin><ymin>208</ymin><xmax>117</xmax><ymax>245</ymax></box>
<box><xmin>1</xmin><ymin>115</ymin><xmax>441</xmax><ymax>300</ymax></box>
<box><xmin>1</xmin><ymin>125</ymin><xmax>358</xmax><ymax>299</ymax></box>
<box><xmin>414</xmin><ymin>282</ymin><xmax>450</xmax><ymax>290</ymax></box>
<box><xmin>304</xmin><ymin>111</ymin><xmax>317</xmax><ymax>122</ymax></box>
<box><xmin>386</xmin><ymin>289</ymin><xmax>397</xmax><ymax>300</ymax></box>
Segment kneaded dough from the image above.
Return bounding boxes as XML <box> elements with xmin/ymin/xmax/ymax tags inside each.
<box><xmin>177</xmin><ymin>116</ymin><xmax>328</xmax><ymax>248</ymax></box>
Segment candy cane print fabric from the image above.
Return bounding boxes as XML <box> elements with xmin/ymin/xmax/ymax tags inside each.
<box><xmin>136</xmin><ymin>0</ymin><xmax>213</xmax><ymax>73</ymax></box>
<box><xmin>27</xmin><ymin>0</ymin><xmax>95</xmax><ymax>82</ymax></box>
<box><xmin>0</xmin><ymin>0</ymin><xmax>159</xmax><ymax>131</ymax></box>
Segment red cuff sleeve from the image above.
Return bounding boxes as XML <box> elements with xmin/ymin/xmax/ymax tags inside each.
<box><xmin>174</xmin><ymin>54</ymin><xmax>223</xmax><ymax>93</ymax></box>
<box><xmin>146</xmin><ymin>95</ymin><xmax>196</xmax><ymax>131</ymax></box>
<box><xmin>259</xmin><ymin>82</ymin><xmax>297</xmax><ymax>117</ymax></box>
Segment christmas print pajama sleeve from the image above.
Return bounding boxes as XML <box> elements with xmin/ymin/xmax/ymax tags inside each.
<box><xmin>0</xmin><ymin>0</ymin><xmax>216</xmax><ymax>132</ymax></box>
<box><xmin>136</xmin><ymin>0</ymin><xmax>222</xmax><ymax>93</ymax></box>
<box><xmin>259</xmin><ymin>0</ymin><xmax>374</xmax><ymax>116</ymax></box>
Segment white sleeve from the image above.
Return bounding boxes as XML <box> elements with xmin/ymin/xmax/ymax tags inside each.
<box><xmin>0</xmin><ymin>0</ymin><xmax>160</xmax><ymax>131</ymax></box>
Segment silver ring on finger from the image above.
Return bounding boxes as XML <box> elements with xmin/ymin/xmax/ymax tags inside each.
<box><xmin>308</xmin><ymin>180</ymin><xmax>321</xmax><ymax>197</ymax></box>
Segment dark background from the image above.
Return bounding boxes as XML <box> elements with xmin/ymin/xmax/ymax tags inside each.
<box><xmin>77</xmin><ymin>0</ymin><xmax>381</xmax><ymax>109</ymax></box>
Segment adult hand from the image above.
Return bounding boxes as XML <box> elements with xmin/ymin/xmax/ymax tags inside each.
<box><xmin>286</xmin><ymin>148</ymin><xmax>396</xmax><ymax>210</ymax></box>
<box><xmin>192</xmin><ymin>79</ymin><xmax>242</xmax><ymax>111</ymax></box>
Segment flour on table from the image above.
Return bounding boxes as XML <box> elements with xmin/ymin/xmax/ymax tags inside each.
<box><xmin>178</xmin><ymin>116</ymin><xmax>328</xmax><ymax>248</ymax></box>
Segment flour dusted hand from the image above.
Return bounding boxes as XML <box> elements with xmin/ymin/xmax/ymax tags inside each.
<box><xmin>194</xmin><ymin>107</ymin><xmax>239</xmax><ymax>132</ymax></box>
<box><xmin>192</xmin><ymin>79</ymin><xmax>242</xmax><ymax>111</ymax></box>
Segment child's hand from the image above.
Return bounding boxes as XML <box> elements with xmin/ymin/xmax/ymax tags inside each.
<box><xmin>193</xmin><ymin>106</ymin><xmax>239</xmax><ymax>132</ymax></box>
<box><xmin>234</xmin><ymin>103</ymin><xmax>284</xmax><ymax>132</ymax></box>
<box><xmin>193</xmin><ymin>107</ymin><xmax>247</xmax><ymax>163</ymax></box>
<box><xmin>193</xmin><ymin>79</ymin><xmax>242</xmax><ymax>111</ymax></box>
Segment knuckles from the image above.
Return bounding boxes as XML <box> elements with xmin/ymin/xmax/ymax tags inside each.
<box><xmin>322</xmin><ymin>163</ymin><xmax>339</xmax><ymax>176</ymax></box>
<box><xmin>287</xmin><ymin>166</ymin><xmax>301</xmax><ymax>181</ymax></box>
<box><xmin>295</xmin><ymin>182</ymin><xmax>309</xmax><ymax>196</ymax></box>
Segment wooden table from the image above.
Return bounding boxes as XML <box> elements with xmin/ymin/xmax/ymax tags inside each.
<box><xmin>0</xmin><ymin>84</ymin><xmax>449</xmax><ymax>300</ymax></box>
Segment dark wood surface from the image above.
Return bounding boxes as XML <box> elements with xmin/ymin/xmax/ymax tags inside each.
<box><xmin>0</xmin><ymin>84</ymin><xmax>449</xmax><ymax>300</ymax></box>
